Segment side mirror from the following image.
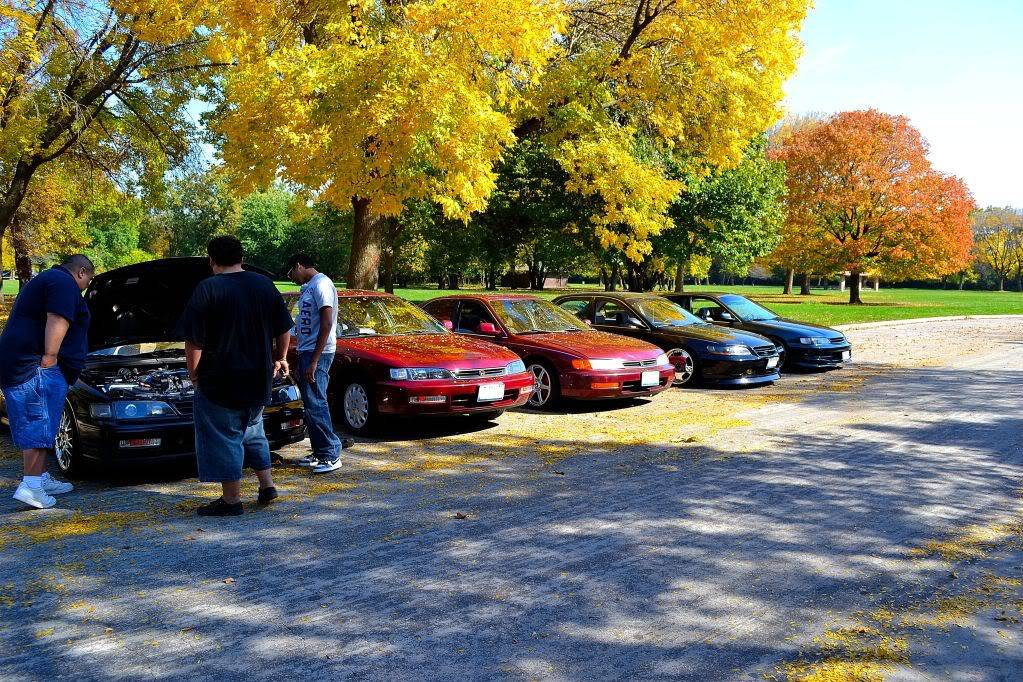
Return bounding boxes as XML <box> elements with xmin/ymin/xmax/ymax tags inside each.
<box><xmin>582</xmin><ymin>318</ymin><xmax>592</xmax><ymax>326</ymax></box>
<box><xmin>442</xmin><ymin>319</ymin><xmax>454</xmax><ymax>330</ymax></box>
<box><xmin>478</xmin><ymin>322</ymin><xmax>500</xmax><ymax>336</ymax></box>
<box><xmin>719</xmin><ymin>311</ymin><xmax>735</xmax><ymax>322</ymax></box>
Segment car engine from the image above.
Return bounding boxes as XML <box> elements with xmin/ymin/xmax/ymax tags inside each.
<box><xmin>92</xmin><ymin>367</ymin><xmax>195</xmax><ymax>400</ymax></box>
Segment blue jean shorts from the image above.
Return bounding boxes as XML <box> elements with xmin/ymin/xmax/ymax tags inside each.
<box><xmin>193</xmin><ymin>390</ymin><xmax>271</xmax><ymax>482</ymax></box>
<box><xmin>3</xmin><ymin>365</ymin><xmax>69</xmax><ymax>450</ymax></box>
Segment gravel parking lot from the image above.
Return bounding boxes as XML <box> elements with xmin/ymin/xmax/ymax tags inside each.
<box><xmin>1</xmin><ymin>317</ymin><xmax>1021</xmax><ymax>681</ymax></box>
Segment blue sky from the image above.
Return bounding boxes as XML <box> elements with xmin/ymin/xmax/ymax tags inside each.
<box><xmin>784</xmin><ymin>0</ymin><xmax>1023</xmax><ymax>208</ymax></box>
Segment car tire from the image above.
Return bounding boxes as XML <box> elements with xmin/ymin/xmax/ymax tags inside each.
<box><xmin>527</xmin><ymin>361</ymin><xmax>560</xmax><ymax>409</ymax></box>
<box><xmin>337</xmin><ymin>377</ymin><xmax>378</xmax><ymax>436</ymax></box>
<box><xmin>54</xmin><ymin>404</ymin><xmax>89</xmax><ymax>479</ymax></box>
<box><xmin>468</xmin><ymin>410</ymin><xmax>505</xmax><ymax>422</ymax></box>
<box><xmin>667</xmin><ymin>348</ymin><xmax>698</xmax><ymax>387</ymax></box>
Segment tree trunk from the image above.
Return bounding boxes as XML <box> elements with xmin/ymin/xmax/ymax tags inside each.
<box><xmin>999</xmin><ymin>276</ymin><xmax>1004</xmax><ymax>292</ymax></box>
<box><xmin>446</xmin><ymin>273</ymin><xmax>460</xmax><ymax>290</ymax></box>
<box><xmin>608</xmin><ymin>262</ymin><xmax>619</xmax><ymax>292</ymax></box>
<box><xmin>674</xmin><ymin>264</ymin><xmax>684</xmax><ymax>292</ymax></box>
<box><xmin>873</xmin><ymin>276</ymin><xmax>880</xmax><ymax>292</ymax></box>
<box><xmin>11</xmin><ymin>217</ymin><xmax>33</xmax><ymax>288</ymax></box>
<box><xmin>783</xmin><ymin>269</ymin><xmax>794</xmax><ymax>295</ymax></box>
<box><xmin>799</xmin><ymin>273</ymin><xmax>811</xmax><ymax>295</ymax></box>
<box><xmin>347</xmin><ymin>197</ymin><xmax>383</xmax><ymax>290</ymax></box>
<box><xmin>849</xmin><ymin>270</ymin><xmax>863</xmax><ymax>304</ymax></box>
<box><xmin>382</xmin><ymin>248</ymin><xmax>394</xmax><ymax>294</ymax></box>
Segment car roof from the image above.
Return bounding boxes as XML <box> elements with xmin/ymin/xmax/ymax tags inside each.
<box><xmin>427</xmin><ymin>292</ymin><xmax>541</xmax><ymax>303</ymax></box>
<box><xmin>282</xmin><ymin>288</ymin><xmax>391</xmax><ymax>299</ymax></box>
<box><xmin>555</xmin><ymin>291</ymin><xmax>661</xmax><ymax>300</ymax></box>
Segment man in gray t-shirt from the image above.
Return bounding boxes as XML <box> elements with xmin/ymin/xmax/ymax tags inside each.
<box><xmin>286</xmin><ymin>254</ymin><xmax>344</xmax><ymax>472</ymax></box>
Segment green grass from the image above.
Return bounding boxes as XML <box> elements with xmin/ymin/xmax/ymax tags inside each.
<box><xmin>277</xmin><ymin>282</ymin><xmax>1023</xmax><ymax>328</ymax></box>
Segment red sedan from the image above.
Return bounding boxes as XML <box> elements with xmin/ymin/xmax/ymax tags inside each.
<box><xmin>285</xmin><ymin>291</ymin><xmax>533</xmax><ymax>434</ymax></box>
<box><xmin>421</xmin><ymin>294</ymin><xmax>673</xmax><ymax>408</ymax></box>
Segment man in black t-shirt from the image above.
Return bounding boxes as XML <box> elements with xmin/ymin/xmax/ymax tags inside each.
<box><xmin>179</xmin><ymin>237</ymin><xmax>294</xmax><ymax>516</ymax></box>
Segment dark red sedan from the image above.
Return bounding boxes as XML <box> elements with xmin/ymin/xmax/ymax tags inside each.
<box><xmin>285</xmin><ymin>291</ymin><xmax>533</xmax><ymax>434</ymax></box>
<box><xmin>421</xmin><ymin>294</ymin><xmax>673</xmax><ymax>408</ymax></box>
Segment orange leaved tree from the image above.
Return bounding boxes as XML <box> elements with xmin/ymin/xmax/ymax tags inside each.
<box><xmin>771</xmin><ymin>110</ymin><xmax>975</xmax><ymax>303</ymax></box>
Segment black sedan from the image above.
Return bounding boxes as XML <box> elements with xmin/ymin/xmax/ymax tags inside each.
<box><xmin>552</xmin><ymin>292</ymin><xmax>781</xmax><ymax>387</ymax></box>
<box><xmin>1</xmin><ymin>258</ymin><xmax>307</xmax><ymax>477</ymax></box>
<box><xmin>664</xmin><ymin>292</ymin><xmax>852</xmax><ymax>370</ymax></box>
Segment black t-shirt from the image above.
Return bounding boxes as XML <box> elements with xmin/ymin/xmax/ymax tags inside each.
<box><xmin>0</xmin><ymin>266</ymin><xmax>90</xmax><ymax>389</ymax></box>
<box><xmin>179</xmin><ymin>271</ymin><xmax>293</xmax><ymax>408</ymax></box>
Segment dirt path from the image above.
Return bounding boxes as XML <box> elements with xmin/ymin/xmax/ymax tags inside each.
<box><xmin>1</xmin><ymin>318</ymin><xmax>1021</xmax><ymax>681</ymax></box>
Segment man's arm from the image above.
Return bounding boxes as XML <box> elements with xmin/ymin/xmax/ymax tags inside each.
<box><xmin>305</xmin><ymin>305</ymin><xmax>335</xmax><ymax>384</ymax></box>
<box><xmin>185</xmin><ymin>341</ymin><xmax>202</xmax><ymax>385</ymax></box>
<box><xmin>41</xmin><ymin>313</ymin><xmax>71</xmax><ymax>368</ymax></box>
<box><xmin>273</xmin><ymin>331</ymin><xmax>291</xmax><ymax>379</ymax></box>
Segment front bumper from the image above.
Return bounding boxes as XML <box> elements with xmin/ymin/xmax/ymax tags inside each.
<box><xmin>376</xmin><ymin>372</ymin><xmax>534</xmax><ymax>415</ymax></box>
<box><xmin>560</xmin><ymin>366</ymin><xmax>674</xmax><ymax>400</ymax></box>
<box><xmin>76</xmin><ymin>400</ymin><xmax>306</xmax><ymax>462</ymax></box>
<box><xmin>786</xmin><ymin>345</ymin><xmax>852</xmax><ymax>369</ymax></box>
<box><xmin>698</xmin><ymin>355</ymin><xmax>780</xmax><ymax>386</ymax></box>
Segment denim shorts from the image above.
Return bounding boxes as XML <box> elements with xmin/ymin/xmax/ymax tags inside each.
<box><xmin>193</xmin><ymin>390</ymin><xmax>271</xmax><ymax>482</ymax></box>
<box><xmin>3</xmin><ymin>365</ymin><xmax>69</xmax><ymax>450</ymax></box>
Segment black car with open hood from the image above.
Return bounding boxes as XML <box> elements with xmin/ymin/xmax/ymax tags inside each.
<box><xmin>664</xmin><ymin>292</ymin><xmax>852</xmax><ymax>370</ymax></box>
<box><xmin>553</xmin><ymin>292</ymin><xmax>781</xmax><ymax>387</ymax></box>
<box><xmin>2</xmin><ymin>258</ymin><xmax>306</xmax><ymax>477</ymax></box>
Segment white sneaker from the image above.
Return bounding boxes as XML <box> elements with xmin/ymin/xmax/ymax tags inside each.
<box><xmin>41</xmin><ymin>472</ymin><xmax>74</xmax><ymax>495</ymax></box>
<box><xmin>296</xmin><ymin>455</ymin><xmax>319</xmax><ymax>467</ymax></box>
<box><xmin>13</xmin><ymin>483</ymin><xmax>56</xmax><ymax>509</ymax></box>
<box><xmin>311</xmin><ymin>458</ymin><xmax>342</xmax><ymax>474</ymax></box>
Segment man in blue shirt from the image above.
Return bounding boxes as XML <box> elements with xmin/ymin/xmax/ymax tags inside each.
<box><xmin>0</xmin><ymin>255</ymin><xmax>94</xmax><ymax>509</ymax></box>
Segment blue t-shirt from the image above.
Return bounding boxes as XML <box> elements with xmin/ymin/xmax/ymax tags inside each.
<box><xmin>0</xmin><ymin>266</ymin><xmax>90</xmax><ymax>388</ymax></box>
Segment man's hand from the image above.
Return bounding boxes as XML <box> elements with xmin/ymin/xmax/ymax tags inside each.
<box><xmin>304</xmin><ymin>356</ymin><xmax>318</xmax><ymax>384</ymax></box>
<box><xmin>40</xmin><ymin>353</ymin><xmax>59</xmax><ymax>369</ymax></box>
<box><xmin>274</xmin><ymin>359</ymin><xmax>290</xmax><ymax>380</ymax></box>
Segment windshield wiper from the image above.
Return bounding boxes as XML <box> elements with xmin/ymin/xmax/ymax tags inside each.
<box><xmin>519</xmin><ymin>329</ymin><xmax>552</xmax><ymax>334</ymax></box>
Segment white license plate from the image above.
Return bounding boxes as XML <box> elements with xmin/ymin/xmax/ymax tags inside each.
<box><xmin>766</xmin><ymin>356</ymin><xmax>779</xmax><ymax>369</ymax></box>
<box><xmin>842</xmin><ymin>350</ymin><xmax>852</xmax><ymax>362</ymax></box>
<box><xmin>641</xmin><ymin>371</ymin><xmax>659</xmax><ymax>387</ymax></box>
<box><xmin>477</xmin><ymin>382</ymin><xmax>505</xmax><ymax>402</ymax></box>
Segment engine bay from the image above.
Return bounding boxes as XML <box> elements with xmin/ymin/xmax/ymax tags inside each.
<box><xmin>87</xmin><ymin>365</ymin><xmax>195</xmax><ymax>401</ymax></box>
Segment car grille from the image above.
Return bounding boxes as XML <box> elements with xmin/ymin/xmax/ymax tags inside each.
<box><xmin>752</xmin><ymin>345</ymin><xmax>777</xmax><ymax>358</ymax></box>
<box><xmin>174</xmin><ymin>400</ymin><xmax>194</xmax><ymax>417</ymax></box>
<box><xmin>453</xmin><ymin>367</ymin><xmax>506</xmax><ymax>379</ymax></box>
<box><xmin>829</xmin><ymin>337</ymin><xmax>845</xmax><ymax>344</ymax></box>
<box><xmin>623</xmin><ymin>358</ymin><xmax>658</xmax><ymax>368</ymax></box>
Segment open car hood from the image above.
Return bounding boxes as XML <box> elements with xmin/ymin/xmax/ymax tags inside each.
<box><xmin>85</xmin><ymin>257</ymin><xmax>274</xmax><ymax>351</ymax></box>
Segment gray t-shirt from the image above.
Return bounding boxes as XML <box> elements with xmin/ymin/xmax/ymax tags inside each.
<box><xmin>294</xmin><ymin>273</ymin><xmax>339</xmax><ymax>353</ymax></box>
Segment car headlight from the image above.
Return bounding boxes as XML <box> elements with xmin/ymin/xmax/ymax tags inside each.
<box><xmin>389</xmin><ymin>367</ymin><xmax>455</xmax><ymax>380</ymax></box>
<box><xmin>798</xmin><ymin>337</ymin><xmax>827</xmax><ymax>346</ymax></box>
<box><xmin>506</xmin><ymin>359</ymin><xmax>526</xmax><ymax>374</ymax></box>
<box><xmin>707</xmin><ymin>344</ymin><xmax>752</xmax><ymax>356</ymax></box>
<box><xmin>586</xmin><ymin>358</ymin><xmax>626</xmax><ymax>370</ymax></box>
<box><xmin>113</xmin><ymin>401</ymin><xmax>175</xmax><ymax>419</ymax></box>
<box><xmin>89</xmin><ymin>403</ymin><xmax>113</xmax><ymax>418</ymax></box>
<box><xmin>655</xmin><ymin>353</ymin><xmax>669</xmax><ymax>366</ymax></box>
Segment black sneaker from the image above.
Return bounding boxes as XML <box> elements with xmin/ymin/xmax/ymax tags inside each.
<box><xmin>196</xmin><ymin>498</ymin><xmax>243</xmax><ymax>516</ymax></box>
<box><xmin>257</xmin><ymin>486</ymin><xmax>279</xmax><ymax>505</ymax></box>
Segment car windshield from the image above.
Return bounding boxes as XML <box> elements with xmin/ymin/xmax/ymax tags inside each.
<box><xmin>492</xmin><ymin>299</ymin><xmax>590</xmax><ymax>334</ymax></box>
<box><xmin>90</xmin><ymin>342</ymin><xmax>184</xmax><ymax>357</ymax></box>
<box><xmin>719</xmin><ymin>295</ymin><xmax>778</xmax><ymax>321</ymax></box>
<box><xmin>631</xmin><ymin>298</ymin><xmax>703</xmax><ymax>327</ymax></box>
<box><xmin>336</xmin><ymin>296</ymin><xmax>447</xmax><ymax>337</ymax></box>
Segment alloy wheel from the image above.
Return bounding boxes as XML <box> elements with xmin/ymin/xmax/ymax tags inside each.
<box><xmin>54</xmin><ymin>409</ymin><xmax>75</xmax><ymax>473</ymax></box>
<box><xmin>528</xmin><ymin>364</ymin><xmax>553</xmax><ymax>407</ymax></box>
<box><xmin>343</xmin><ymin>383</ymin><xmax>370</xmax><ymax>429</ymax></box>
<box><xmin>668</xmin><ymin>348</ymin><xmax>695</xmax><ymax>385</ymax></box>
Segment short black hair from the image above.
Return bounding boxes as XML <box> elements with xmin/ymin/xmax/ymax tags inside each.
<box><xmin>286</xmin><ymin>253</ymin><xmax>316</xmax><ymax>271</ymax></box>
<box><xmin>208</xmin><ymin>236</ymin><xmax>243</xmax><ymax>266</ymax></box>
<box><xmin>62</xmin><ymin>254</ymin><xmax>95</xmax><ymax>274</ymax></box>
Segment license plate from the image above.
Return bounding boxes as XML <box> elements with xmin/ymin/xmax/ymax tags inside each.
<box><xmin>841</xmin><ymin>350</ymin><xmax>852</xmax><ymax>361</ymax></box>
<box><xmin>477</xmin><ymin>382</ymin><xmax>505</xmax><ymax>402</ymax></box>
<box><xmin>641</xmin><ymin>371</ymin><xmax>659</xmax><ymax>387</ymax></box>
<box><xmin>766</xmin><ymin>356</ymin><xmax>779</xmax><ymax>369</ymax></box>
<box><xmin>284</xmin><ymin>418</ymin><xmax>303</xmax><ymax>430</ymax></box>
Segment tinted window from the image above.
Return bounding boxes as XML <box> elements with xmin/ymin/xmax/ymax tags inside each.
<box><xmin>690</xmin><ymin>298</ymin><xmax>724</xmax><ymax>321</ymax></box>
<box><xmin>558</xmin><ymin>299</ymin><xmax>590</xmax><ymax>319</ymax></box>
<box><xmin>491</xmin><ymin>299</ymin><xmax>589</xmax><ymax>334</ymax></box>
<box><xmin>718</xmin><ymin>295</ymin><xmax>778</xmax><ymax>321</ymax></box>
<box><xmin>456</xmin><ymin>300</ymin><xmax>498</xmax><ymax>333</ymax></box>
<box><xmin>631</xmin><ymin>298</ymin><xmax>702</xmax><ymax>327</ymax></box>
<box><xmin>593</xmin><ymin>300</ymin><xmax>630</xmax><ymax>326</ymax></box>
<box><xmin>423</xmin><ymin>299</ymin><xmax>456</xmax><ymax>324</ymax></box>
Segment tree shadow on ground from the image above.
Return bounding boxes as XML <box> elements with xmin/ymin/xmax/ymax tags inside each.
<box><xmin>0</xmin><ymin>363</ymin><xmax>1021</xmax><ymax>680</ymax></box>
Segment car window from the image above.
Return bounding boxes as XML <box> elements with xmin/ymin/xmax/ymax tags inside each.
<box><xmin>690</xmin><ymin>298</ymin><xmax>725</xmax><ymax>321</ymax></box>
<box><xmin>631</xmin><ymin>298</ymin><xmax>702</xmax><ymax>327</ymax></box>
<box><xmin>456</xmin><ymin>300</ymin><xmax>498</xmax><ymax>334</ymax></box>
<box><xmin>719</xmin><ymin>295</ymin><xmax>778</xmax><ymax>321</ymax></box>
<box><xmin>335</xmin><ymin>296</ymin><xmax>447</xmax><ymax>336</ymax></box>
<box><xmin>557</xmin><ymin>299</ymin><xmax>590</xmax><ymax>319</ymax></box>
<box><xmin>490</xmin><ymin>299</ymin><xmax>589</xmax><ymax>334</ymax></box>
<box><xmin>423</xmin><ymin>299</ymin><xmax>456</xmax><ymax>324</ymax></box>
<box><xmin>593</xmin><ymin>300</ymin><xmax>630</xmax><ymax>326</ymax></box>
